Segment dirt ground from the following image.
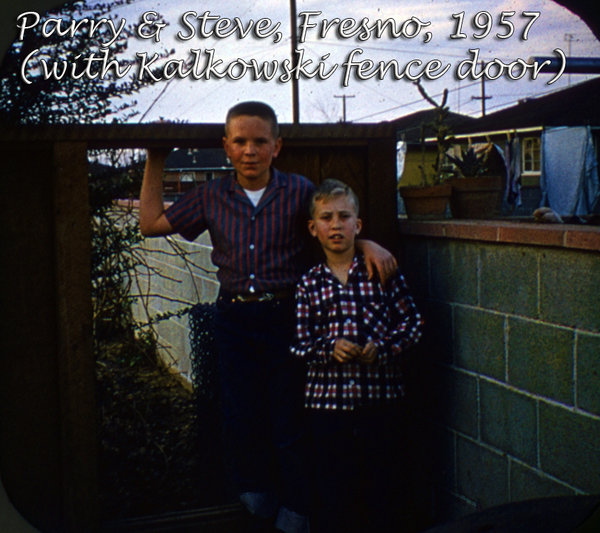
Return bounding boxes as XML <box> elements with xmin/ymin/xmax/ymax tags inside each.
<box><xmin>95</xmin><ymin>340</ymin><xmax>231</xmax><ymax>522</ymax></box>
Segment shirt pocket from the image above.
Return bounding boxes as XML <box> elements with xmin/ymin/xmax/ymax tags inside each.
<box><xmin>320</xmin><ymin>300</ymin><xmax>360</xmax><ymax>340</ymax></box>
<box><xmin>361</xmin><ymin>302</ymin><xmax>389</xmax><ymax>341</ymax></box>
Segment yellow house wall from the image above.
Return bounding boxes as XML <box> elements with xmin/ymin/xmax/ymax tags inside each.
<box><xmin>399</xmin><ymin>148</ymin><xmax>438</xmax><ymax>187</ymax></box>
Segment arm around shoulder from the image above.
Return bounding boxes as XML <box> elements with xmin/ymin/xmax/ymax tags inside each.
<box><xmin>356</xmin><ymin>239</ymin><xmax>398</xmax><ymax>284</ymax></box>
<box><xmin>139</xmin><ymin>148</ymin><xmax>175</xmax><ymax>237</ymax></box>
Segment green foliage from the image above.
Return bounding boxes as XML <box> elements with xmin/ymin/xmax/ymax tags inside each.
<box><xmin>414</xmin><ymin>81</ymin><xmax>456</xmax><ymax>186</ymax></box>
<box><xmin>89</xmin><ymin>151</ymin><xmax>144</xmax><ymax>349</ymax></box>
<box><xmin>0</xmin><ymin>0</ymin><xmax>170</xmax><ymax>124</ymax></box>
<box><xmin>89</xmin><ymin>151</ymin><xmax>199</xmax><ymax>366</ymax></box>
<box><xmin>447</xmin><ymin>145</ymin><xmax>491</xmax><ymax>178</ymax></box>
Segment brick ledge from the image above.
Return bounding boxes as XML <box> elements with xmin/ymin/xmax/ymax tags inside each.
<box><xmin>399</xmin><ymin>218</ymin><xmax>600</xmax><ymax>252</ymax></box>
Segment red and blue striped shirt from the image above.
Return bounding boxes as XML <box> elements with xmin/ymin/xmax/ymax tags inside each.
<box><xmin>165</xmin><ymin>168</ymin><xmax>315</xmax><ymax>294</ymax></box>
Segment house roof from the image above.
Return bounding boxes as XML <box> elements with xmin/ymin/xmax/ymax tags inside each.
<box><xmin>88</xmin><ymin>159</ymin><xmax>116</xmax><ymax>177</ymax></box>
<box><xmin>452</xmin><ymin>76</ymin><xmax>600</xmax><ymax>137</ymax></box>
<box><xmin>165</xmin><ymin>148</ymin><xmax>231</xmax><ymax>170</ymax></box>
<box><xmin>391</xmin><ymin>108</ymin><xmax>477</xmax><ymax>143</ymax></box>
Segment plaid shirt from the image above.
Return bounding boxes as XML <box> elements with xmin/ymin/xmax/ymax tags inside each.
<box><xmin>291</xmin><ymin>255</ymin><xmax>423</xmax><ymax>410</ymax></box>
<box><xmin>165</xmin><ymin>168</ymin><xmax>315</xmax><ymax>294</ymax></box>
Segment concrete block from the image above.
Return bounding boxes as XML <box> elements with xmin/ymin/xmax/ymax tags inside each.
<box><xmin>199</xmin><ymin>280</ymin><xmax>220</xmax><ymax>302</ymax></box>
<box><xmin>429</xmin><ymin>241</ymin><xmax>478</xmax><ymax>305</ymax></box>
<box><xmin>132</xmin><ymin>235</ymin><xmax>219</xmax><ymax>371</ymax></box>
<box><xmin>480</xmin><ymin>380</ymin><xmax>537</xmax><ymax>465</ymax></box>
<box><xmin>155</xmin><ymin>318</ymin><xmax>192</xmax><ymax>373</ymax></box>
<box><xmin>508</xmin><ymin>318</ymin><xmax>574</xmax><ymax>405</ymax></box>
<box><xmin>577</xmin><ymin>332</ymin><xmax>600</xmax><ymax>416</ymax></box>
<box><xmin>432</xmin><ymin>366</ymin><xmax>478</xmax><ymax>439</ymax></box>
<box><xmin>454</xmin><ymin>307</ymin><xmax>505</xmax><ymax>380</ymax></box>
<box><xmin>196</xmin><ymin>232</ymin><xmax>213</xmax><ymax>247</ymax></box>
<box><xmin>187</xmin><ymin>246</ymin><xmax>218</xmax><ymax>276</ymax></box>
<box><xmin>456</xmin><ymin>437</ymin><xmax>509</xmax><ymax>510</ymax></box>
<box><xmin>480</xmin><ymin>245</ymin><xmax>538</xmax><ymax>318</ymax></box>
<box><xmin>436</xmin><ymin>426</ymin><xmax>457</xmax><ymax>491</ymax></box>
<box><xmin>419</xmin><ymin>300</ymin><xmax>453</xmax><ymax>364</ymax></box>
<box><xmin>540</xmin><ymin>249</ymin><xmax>600</xmax><ymax>333</ymax></box>
<box><xmin>510</xmin><ymin>462</ymin><xmax>574</xmax><ymax>502</ymax></box>
<box><xmin>160</xmin><ymin>238</ymin><xmax>196</xmax><ymax>271</ymax></box>
<box><xmin>539</xmin><ymin>402</ymin><xmax>600</xmax><ymax>493</ymax></box>
<box><xmin>142</xmin><ymin>258</ymin><xmax>181</xmax><ymax>290</ymax></box>
<box><xmin>416</xmin><ymin>423</ymin><xmax>456</xmax><ymax>493</ymax></box>
<box><xmin>399</xmin><ymin>238</ymin><xmax>430</xmax><ymax>300</ymax></box>
<box><xmin>434</xmin><ymin>488</ymin><xmax>477</xmax><ymax>523</ymax></box>
<box><xmin>181</xmin><ymin>271</ymin><xmax>204</xmax><ymax>303</ymax></box>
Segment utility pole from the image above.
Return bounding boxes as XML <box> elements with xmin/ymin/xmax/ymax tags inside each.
<box><xmin>471</xmin><ymin>61</ymin><xmax>492</xmax><ymax>116</ymax></box>
<box><xmin>334</xmin><ymin>94</ymin><xmax>355</xmax><ymax>122</ymax></box>
<box><xmin>289</xmin><ymin>0</ymin><xmax>299</xmax><ymax>123</ymax></box>
<box><xmin>564</xmin><ymin>33</ymin><xmax>575</xmax><ymax>85</ymax></box>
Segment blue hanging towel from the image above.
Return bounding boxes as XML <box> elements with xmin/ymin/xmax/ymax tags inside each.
<box><xmin>540</xmin><ymin>126</ymin><xmax>600</xmax><ymax>216</ymax></box>
<box><xmin>503</xmin><ymin>136</ymin><xmax>522</xmax><ymax>208</ymax></box>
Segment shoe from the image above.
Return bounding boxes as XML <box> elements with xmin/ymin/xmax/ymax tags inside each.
<box><xmin>240</xmin><ymin>505</ymin><xmax>277</xmax><ymax>533</ymax></box>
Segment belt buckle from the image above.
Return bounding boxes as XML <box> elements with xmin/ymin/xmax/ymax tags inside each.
<box><xmin>233</xmin><ymin>291</ymin><xmax>275</xmax><ymax>303</ymax></box>
<box><xmin>258</xmin><ymin>292</ymin><xmax>275</xmax><ymax>302</ymax></box>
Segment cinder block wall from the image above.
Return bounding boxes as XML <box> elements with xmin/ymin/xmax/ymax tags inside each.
<box><xmin>400</xmin><ymin>236</ymin><xmax>600</xmax><ymax>525</ymax></box>
<box><xmin>132</xmin><ymin>232</ymin><xmax>218</xmax><ymax>379</ymax></box>
<box><xmin>132</xmin><ymin>228</ymin><xmax>600</xmax><ymax>527</ymax></box>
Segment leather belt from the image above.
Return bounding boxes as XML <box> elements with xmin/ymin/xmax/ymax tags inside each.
<box><xmin>220</xmin><ymin>289</ymin><xmax>293</xmax><ymax>304</ymax></box>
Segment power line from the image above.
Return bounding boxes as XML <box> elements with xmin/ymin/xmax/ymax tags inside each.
<box><xmin>353</xmin><ymin>80</ymin><xmax>481</xmax><ymax>122</ymax></box>
<box><xmin>470</xmin><ymin>62</ymin><xmax>492</xmax><ymax>116</ymax></box>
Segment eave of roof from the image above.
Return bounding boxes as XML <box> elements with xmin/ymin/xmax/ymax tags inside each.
<box><xmin>451</xmin><ymin>76</ymin><xmax>600</xmax><ymax>137</ymax></box>
<box><xmin>392</xmin><ymin>108</ymin><xmax>477</xmax><ymax>143</ymax></box>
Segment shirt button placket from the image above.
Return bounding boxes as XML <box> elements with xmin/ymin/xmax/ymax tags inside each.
<box><xmin>248</xmin><ymin>212</ymin><xmax>257</xmax><ymax>292</ymax></box>
<box><xmin>249</xmin><ymin>242</ymin><xmax>256</xmax><ymax>291</ymax></box>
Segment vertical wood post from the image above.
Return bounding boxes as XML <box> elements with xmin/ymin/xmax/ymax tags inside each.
<box><xmin>367</xmin><ymin>137</ymin><xmax>399</xmax><ymax>253</ymax></box>
<box><xmin>0</xmin><ymin>140</ymin><xmax>97</xmax><ymax>532</ymax></box>
<box><xmin>52</xmin><ymin>142</ymin><xmax>98</xmax><ymax>533</ymax></box>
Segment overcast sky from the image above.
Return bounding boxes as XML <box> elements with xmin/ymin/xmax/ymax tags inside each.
<box><xmin>95</xmin><ymin>0</ymin><xmax>600</xmax><ymax>123</ymax></box>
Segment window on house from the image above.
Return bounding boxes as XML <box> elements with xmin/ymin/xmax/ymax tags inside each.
<box><xmin>180</xmin><ymin>172</ymin><xmax>195</xmax><ymax>183</ymax></box>
<box><xmin>522</xmin><ymin>137</ymin><xmax>541</xmax><ymax>174</ymax></box>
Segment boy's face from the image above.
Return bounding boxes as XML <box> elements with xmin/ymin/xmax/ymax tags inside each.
<box><xmin>223</xmin><ymin>115</ymin><xmax>282</xmax><ymax>189</ymax></box>
<box><xmin>308</xmin><ymin>195</ymin><xmax>362</xmax><ymax>256</ymax></box>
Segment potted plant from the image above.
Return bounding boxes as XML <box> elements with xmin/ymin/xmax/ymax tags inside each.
<box><xmin>446</xmin><ymin>142</ymin><xmax>504</xmax><ymax>219</ymax></box>
<box><xmin>398</xmin><ymin>82</ymin><xmax>453</xmax><ymax>220</ymax></box>
<box><xmin>447</xmin><ymin>145</ymin><xmax>489</xmax><ymax>178</ymax></box>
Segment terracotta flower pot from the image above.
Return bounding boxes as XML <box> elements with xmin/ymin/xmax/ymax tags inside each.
<box><xmin>449</xmin><ymin>176</ymin><xmax>503</xmax><ymax>219</ymax></box>
<box><xmin>399</xmin><ymin>183</ymin><xmax>452</xmax><ymax>220</ymax></box>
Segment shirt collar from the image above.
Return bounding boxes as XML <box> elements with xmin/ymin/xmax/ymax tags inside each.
<box><xmin>320</xmin><ymin>253</ymin><xmax>363</xmax><ymax>283</ymax></box>
<box><xmin>227</xmin><ymin>167</ymin><xmax>287</xmax><ymax>193</ymax></box>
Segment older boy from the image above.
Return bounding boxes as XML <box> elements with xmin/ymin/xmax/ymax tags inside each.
<box><xmin>139</xmin><ymin>103</ymin><xmax>396</xmax><ymax>533</ymax></box>
<box><xmin>291</xmin><ymin>179</ymin><xmax>424</xmax><ymax>533</ymax></box>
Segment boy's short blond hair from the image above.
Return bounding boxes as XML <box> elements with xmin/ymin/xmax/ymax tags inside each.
<box><xmin>225</xmin><ymin>101</ymin><xmax>279</xmax><ymax>138</ymax></box>
<box><xmin>309</xmin><ymin>178</ymin><xmax>360</xmax><ymax>218</ymax></box>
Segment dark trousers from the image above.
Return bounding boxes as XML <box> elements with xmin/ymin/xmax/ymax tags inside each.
<box><xmin>214</xmin><ymin>296</ymin><xmax>309</xmax><ymax>517</ymax></box>
<box><xmin>308</xmin><ymin>404</ymin><xmax>414</xmax><ymax>533</ymax></box>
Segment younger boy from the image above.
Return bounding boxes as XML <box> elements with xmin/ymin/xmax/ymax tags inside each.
<box><xmin>291</xmin><ymin>179</ymin><xmax>424</xmax><ymax>533</ymax></box>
